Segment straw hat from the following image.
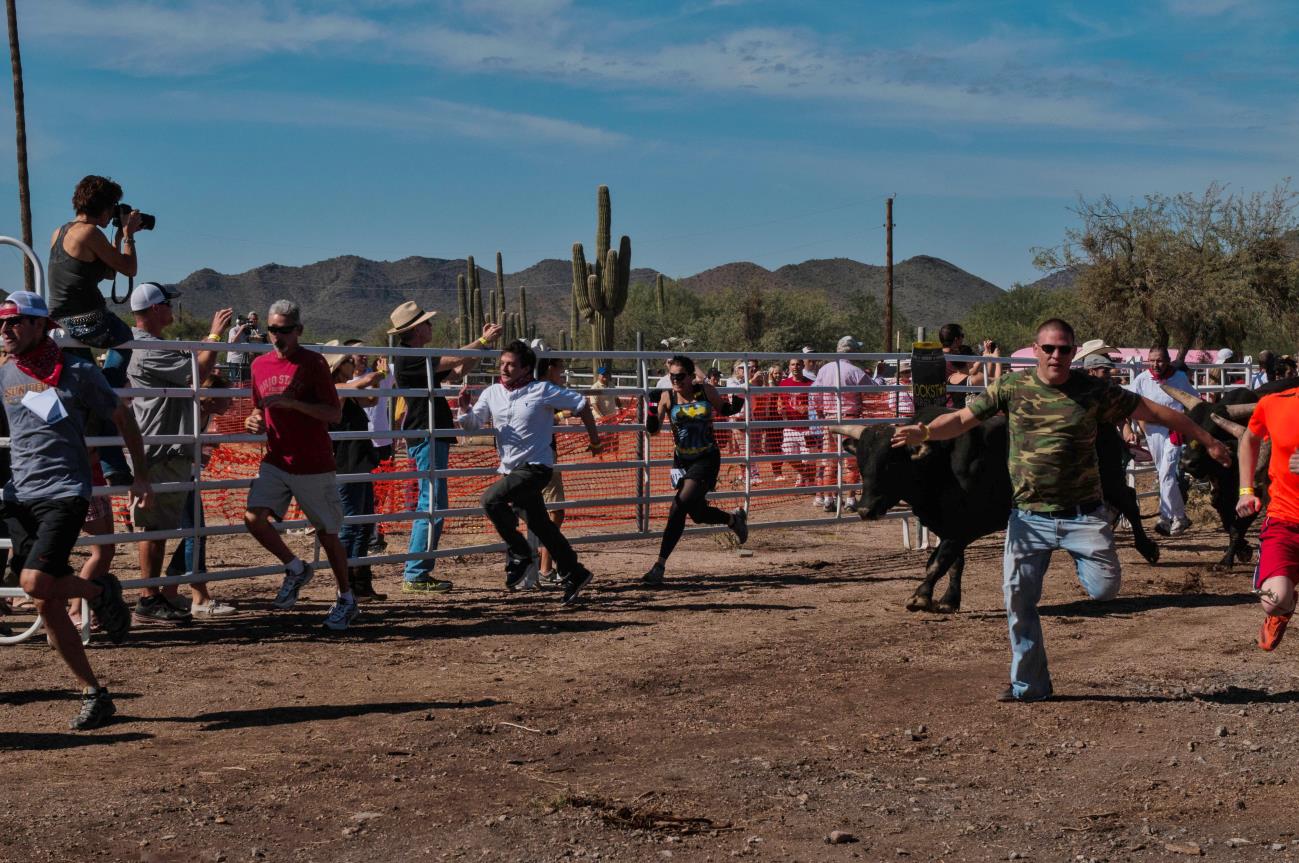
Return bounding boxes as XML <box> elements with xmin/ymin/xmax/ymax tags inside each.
<box><xmin>387</xmin><ymin>301</ymin><xmax>438</xmax><ymax>335</ymax></box>
<box><xmin>1075</xmin><ymin>338</ymin><xmax>1117</xmax><ymax>362</ymax></box>
<box><xmin>323</xmin><ymin>339</ymin><xmax>350</xmax><ymax>374</ymax></box>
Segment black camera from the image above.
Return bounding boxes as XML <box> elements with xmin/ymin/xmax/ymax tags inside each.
<box><xmin>111</xmin><ymin>203</ymin><xmax>156</xmax><ymax>231</ymax></box>
<box><xmin>235</xmin><ymin>315</ymin><xmax>247</xmax><ymax>327</ymax></box>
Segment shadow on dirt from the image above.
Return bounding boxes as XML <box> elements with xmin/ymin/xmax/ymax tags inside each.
<box><xmin>1053</xmin><ymin>686</ymin><xmax>1299</xmax><ymax>705</ymax></box>
<box><xmin>0</xmin><ymin>688</ymin><xmax>141</xmax><ymax>706</ymax></box>
<box><xmin>146</xmin><ymin>698</ymin><xmax>504</xmax><ymax>731</ymax></box>
<box><xmin>1040</xmin><ymin>591</ymin><xmax>1254</xmax><ymax>618</ymax></box>
<box><xmin>1</xmin><ymin>731</ymin><xmax>154</xmax><ymax>750</ymax></box>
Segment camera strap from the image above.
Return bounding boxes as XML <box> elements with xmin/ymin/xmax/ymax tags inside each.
<box><xmin>109</xmin><ymin>274</ymin><xmax>132</xmax><ymax>305</ymax></box>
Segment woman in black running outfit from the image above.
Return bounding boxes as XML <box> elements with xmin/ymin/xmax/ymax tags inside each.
<box><xmin>643</xmin><ymin>355</ymin><xmax>748</xmax><ymax>585</ymax></box>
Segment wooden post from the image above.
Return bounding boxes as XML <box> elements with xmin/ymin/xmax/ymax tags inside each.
<box><xmin>883</xmin><ymin>196</ymin><xmax>895</xmax><ymax>352</ymax></box>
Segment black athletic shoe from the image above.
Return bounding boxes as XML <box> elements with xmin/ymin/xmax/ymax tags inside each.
<box><xmin>132</xmin><ymin>593</ymin><xmax>193</xmax><ymax>626</ymax></box>
<box><xmin>70</xmin><ymin>687</ymin><xmax>116</xmax><ymax>730</ymax></box>
<box><xmin>642</xmin><ymin>562</ymin><xmax>665</xmax><ymax>586</ymax></box>
<box><xmin>730</xmin><ymin>508</ymin><xmax>749</xmax><ymax>545</ymax></box>
<box><xmin>88</xmin><ymin>574</ymin><xmax>131</xmax><ymax>644</ymax></box>
<box><xmin>997</xmin><ymin>686</ymin><xmax>1052</xmax><ymax>704</ymax></box>
<box><xmin>505</xmin><ymin>555</ymin><xmax>535</xmax><ymax>591</ymax></box>
<box><xmin>560</xmin><ymin>566</ymin><xmax>593</xmax><ymax>606</ymax></box>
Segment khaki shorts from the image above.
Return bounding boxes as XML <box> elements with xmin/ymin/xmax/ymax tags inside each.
<box><xmin>132</xmin><ymin>455</ymin><xmax>192</xmax><ymax>532</ymax></box>
<box><xmin>247</xmin><ymin>461</ymin><xmax>344</xmax><ymax>535</ymax></box>
<box><xmin>541</xmin><ymin>468</ymin><xmax>566</xmax><ymax>504</ymax></box>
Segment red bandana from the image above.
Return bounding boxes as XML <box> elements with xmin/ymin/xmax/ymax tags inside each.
<box><xmin>14</xmin><ymin>336</ymin><xmax>64</xmax><ymax>387</ymax></box>
<box><xmin>500</xmin><ymin>372</ymin><xmax>534</xmax><ymax>392</ymax></box>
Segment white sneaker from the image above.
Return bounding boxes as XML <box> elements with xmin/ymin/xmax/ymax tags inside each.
<box><xmin>822</xmin><ymin>497</ymin><xmax>837</xmax><ymax>513</ymax></box>
<box><xmin>273</xmin><ymin>563</ymin><xmax>314</xmax><ymax>610</ymax></box>
<box><xmin>843</xmin><ymin>497</ymin><xmax>858</xmax><ymax>512</ymax></box>
<box><xmin>1168</xmin><ymin>516</ymin><xmax>1191</xmax><ymax>536</ymax></box>
<box><xmin>192</xmin><ymin>600</ymin><xmax>237</xmax><ymax>617</ymax></box>
<box><xmin>323</xmin><ymin>594</ymin><xmax>358</xmax><ymax>631</ymax></box>
<box><xmin>812</xmin><ymin>495</ymin><xmax>825</xmax><ymax>508</ymax></box>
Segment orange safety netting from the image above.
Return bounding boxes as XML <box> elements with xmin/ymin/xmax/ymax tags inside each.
<box><xmin>121</xmin><ymin>393</ymin><xmax>899</xmax><ymax>544</ymax></box>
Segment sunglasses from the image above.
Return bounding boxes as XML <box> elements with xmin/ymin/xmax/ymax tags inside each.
<box><xmin>1037</xmin><ymin>343</ymin><xmax>1076</xmax><ymax>356</ymax></box>
<box><xmin>266</xmin><ymin>324</ymin><xmax>298</xmax><ymax>335</ymax></box>
<box><xmin>669</xmin><ymin>371</ymin><xmax>691</xmax><ymax>381</ymax></box>
<box><xmin>0</xmin><ymin>315</ymin><xmax>38</xmax><ymax>329</ymax></box>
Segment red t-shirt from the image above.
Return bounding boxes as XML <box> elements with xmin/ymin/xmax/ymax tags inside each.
<box><xmin>779</xmin><ymin>375</ymin><xmax>811</xmax><ymax>420</ymax></box>
<box><xmin>1248</xmin><ymin>390</ymin><xmax>1299</xmax><ymax>525</ymax></box>
<box><xmin>251</xmin><ymin>348</ymin><xmax>339</xmax><ymax>475</ymax></box>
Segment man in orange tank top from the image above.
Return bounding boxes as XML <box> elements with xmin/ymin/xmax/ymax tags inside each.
<box><xmin>1237</xmin><ymin>389</ymin><xmax>1299</xmax><ymax>650</ymax></box>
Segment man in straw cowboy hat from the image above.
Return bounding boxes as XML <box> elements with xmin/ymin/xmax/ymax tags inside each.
<box><xmin>387</xmin><ymin>300</ymin><xmax>503</xmax><ymax>593</ymax></box>
<box><xmin>243</xmin><ymin>300</ymin><xmax>357</xmax><ymax>631</ymax></box>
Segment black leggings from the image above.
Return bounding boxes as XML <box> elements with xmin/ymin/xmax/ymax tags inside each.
<box><xmin>657</xmin><ymin>477</ymin><xmax>732</xmax><ymax>562</ymax></box>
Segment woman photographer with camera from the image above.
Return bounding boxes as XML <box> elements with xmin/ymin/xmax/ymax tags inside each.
<box><xmin>47</xmin><ymin>174</ymin><xmax>145</xmax><ymax>485</ymax></box>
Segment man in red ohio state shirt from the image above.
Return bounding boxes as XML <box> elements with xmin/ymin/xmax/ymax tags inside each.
<box><xmin>779</xmin><ymin>357</ymin><xmax>815</xmax><ymax>488</ymax></box>
<box><xmin>244</xmin><ymin>300</ymin><xmax>357</xmax><ymax>632</ymax></box>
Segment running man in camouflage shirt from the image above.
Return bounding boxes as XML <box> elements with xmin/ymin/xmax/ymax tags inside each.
<box><xmin>891</xmin><ymin>318</ymin><xmax>1230</xmax><ymax>703</ymax></box>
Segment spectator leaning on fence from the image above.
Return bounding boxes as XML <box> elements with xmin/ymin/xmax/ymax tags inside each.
<box><xmin>778</xmin><ymin>357</ymin><xmax>815</xmax><ymax>488</ymax></box>
<box><xmin>126</xmin><ymin>283</ymin><xmax>235</xmax><ymax>624</ymax></box>
<box><xmin>388</xmin><ymin>301</ymin><xmax>504</xmax><ymax>594</ymax></box>
<box><xmin>1126</xmin><ymin>346</ymin><xmax>1199</xmax><ymax>537</ymax></box>
<box><xmin>456</xmin><ymin>339</ymin><xmax>601</xmax><ymax>606</ymax></box>
<box><xmin>0</xmin><ymin>291</ymin><xmax>152</xmax><ymax>730</ymax></box>
<box><xmin>243</xmin><ymin>300</ymin><xmax>357</xmax><ymax>632</ymax></box>
<box><xmin>811</xmin><ymin>336</ymin><xmax>866</xmax><ymax>513</ymax></box>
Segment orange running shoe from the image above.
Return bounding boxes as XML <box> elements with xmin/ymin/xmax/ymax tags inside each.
<box><xmin>1259</xmin><ymin>613</ymin><xmax>1292</xmax><ymax>652</ymax></box>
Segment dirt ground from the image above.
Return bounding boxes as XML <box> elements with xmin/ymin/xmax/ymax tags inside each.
<box><xmin>3</xmin><ymin>500</ymin><xmax>1297</xmax><ymax>863</ymax></box>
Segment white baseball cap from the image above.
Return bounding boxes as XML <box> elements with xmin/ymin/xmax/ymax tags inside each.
<box><xmin>0</xmin><ymin>290</ymin><xmax>50</xmax><ymax>319</ymax></box>
<box><xmin>129</xmin><ymin>282</ymin><xmax>181</xmax><ymax>312</ymax></box>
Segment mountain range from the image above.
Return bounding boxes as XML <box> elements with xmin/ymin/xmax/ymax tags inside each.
<box><xmin>172</xmin><ymin>253</ymin><xmax>1007</xmax><ymax>341</ymax></box>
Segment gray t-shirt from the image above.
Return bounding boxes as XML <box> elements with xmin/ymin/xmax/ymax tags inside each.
<box><xmin>126</xmin><ymin>327</ymin><xmax>194</xmax><ymax>461</ymax></box>
<box><xmin>0</xmin><ymin>351</ymin><xmax>119</xmax><ymax>501</ymax></box>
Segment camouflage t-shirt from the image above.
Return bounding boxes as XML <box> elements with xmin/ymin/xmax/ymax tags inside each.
<box><xmin>967</xmin><ymin>369</ymin><xmax>1140</xmax><ymax>511</ymax></box>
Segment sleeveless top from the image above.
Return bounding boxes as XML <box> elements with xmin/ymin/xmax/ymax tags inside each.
<box><xmin>47</xmin><ymin>222</ymin><xmax>112</xmax><ymax>319</ymax></box>
<box><xmin>668</xmin><ymin>386</ymin><xmax>718</xmax><ymax>462</ymax></box>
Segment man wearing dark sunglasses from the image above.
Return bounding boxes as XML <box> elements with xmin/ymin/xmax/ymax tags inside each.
<box><xmin>892</xmin><ymin>318</ymin><xmax>1231</xmax><ymax>703</ymax></box>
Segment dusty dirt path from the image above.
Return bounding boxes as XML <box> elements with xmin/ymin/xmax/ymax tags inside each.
<box><xmin>3</xmin><ymin>510</ymin><xmax>1296</xmax><ymax>862</ymax></box>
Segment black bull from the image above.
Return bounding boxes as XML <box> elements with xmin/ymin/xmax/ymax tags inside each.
<box><xmin>1163</xmin><ymin>378</ymin><xmax>1299</xmax><ymax>566</ymax></box>
<box><xmin>831</xmin><ymin>406</ymin><xmax>1158</xmax><ymax>613</ymax></box>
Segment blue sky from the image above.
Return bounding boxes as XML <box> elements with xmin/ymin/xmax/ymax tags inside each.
<box><xmin>1</xmin><ymin>0</ymin><xmax>1295</xmax><ymax>291</ymax></box>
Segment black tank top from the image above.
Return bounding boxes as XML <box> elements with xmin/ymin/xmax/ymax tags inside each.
<box><xmin>47</xmin><ymin>222</ymin><xmax>112</xmax><ymax>319</ymax></box>
<box><xmin>668</xmin><ymin>386</ymin><xmax>718</xmax><ymax>461</ymax></box>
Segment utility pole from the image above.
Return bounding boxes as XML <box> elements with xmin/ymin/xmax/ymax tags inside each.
<box><xmin>883</xmin><ymin>196</ymin><xmax>895</xmax><ymax>352</ymax></box>
<box><xmin>5</xmin><ymin>0</ymin><xmax>32</xmax><ymax>291</ymax></box>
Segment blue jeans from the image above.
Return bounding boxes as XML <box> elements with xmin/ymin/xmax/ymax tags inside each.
<box><xmin>338</xmin><ymin>481</ymin><xmax>375</xmax><ymax>562</ymax></box>
<box><xmin>404</xmin><ymin>439</ymin><xmax>450</xmax><ymax>581</ymax></box>
<box><xmin>166</xmin><ymin>490</ymin><xmax>206</xmax><ymax>577</ymax></box>
<box><xmin>1003</xmin><ymin>506</ymin><xmax>1121</xmax><ymax>699</ymax></box>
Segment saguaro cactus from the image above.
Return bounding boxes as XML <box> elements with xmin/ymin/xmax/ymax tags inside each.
<box><xmin>467</xmin><ymin>256</ymin><xmax>484</xmax><ymax>336</ymax></box>
<box><xmin>489</xmin><ymin>290</ymin><xmax>499</xmax><ymax>328</ymax></box>
<box><xmin>518</xmin><ymin>285</ymin><xmax>529</xmax><ymax>338</ymax></box>
<box><xmin>571</xmin><ymin>185</ymin><xmax>630</xmax><ymax>375</ymax></box>
<box><xmin>655</xmin><ymin>273</ymin><xmax>666</xmax><ymax>318</ymax></box>
<box><xmin>456</xmin><ymin>274</ymin><xmax>470</xmax><ymax>344</ymax></box>
<box><xmin>495</xmin><ymin>252</ymin><xmax>507</xmax><ymax>325</ymax></box>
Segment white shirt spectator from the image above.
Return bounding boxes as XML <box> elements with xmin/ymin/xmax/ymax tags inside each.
<box><xmin>1126</xmin><ymin>369</ymin><xmax>1198</xmax><ymax>433</ymax></box>
<box><xmin>352</xmin><ymin>370</ymin><xmax>394</xmax><ymax>449</ymax></box>
<box><xmin>458</xmin><ymin>379</ymin><xmax>586</xmax><ymax>473</ymax></box>
<box><xmin>811</xmin><ymin>359</ymin><xmax>868</xmax><ymax>419</ymax></box>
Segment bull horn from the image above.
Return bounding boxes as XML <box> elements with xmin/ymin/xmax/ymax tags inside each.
<box><xmin>1224</xmin><ymin>403</ymin><xmax>1257</xmax><ymax>421</ymax></box>
<box><xmin>828</xmin><ymin>424</ymin><xmax>865</xmax><ymax>441</ymax></box>
<box><xmin>1210</xmin><ymin>413</ymin><xmax>1247</xmax><ymax>439</ymax></box>
<box><xmin>1159</xmin><ymin>384</ymin><xmax>1202</xmax><ymax>412</ymax></box>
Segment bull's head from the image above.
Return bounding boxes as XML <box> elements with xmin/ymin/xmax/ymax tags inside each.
<box><xmin>830</xmin><ymin>423</ymin><xmax>918</xmax><ymax>520</ymax></box>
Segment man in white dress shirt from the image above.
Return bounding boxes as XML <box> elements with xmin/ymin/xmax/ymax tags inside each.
<box><xmin>1126</xmin><ymin>345</ymin><xmax>1199</xmax><ymax>536</ymax></box>
<box><xmin>456</xmin><ymin>339</ymin><xmax>603</xmax><ymax>606</ymax></box>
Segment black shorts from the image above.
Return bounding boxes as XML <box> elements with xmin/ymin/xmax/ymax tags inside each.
<box><xmin>2</xmin><ymin>497</ymin><xmax>90</xmax><ymax>578</ymax></box>
<box><xmin>674</xmin><ymin>450</ymin><xmax>721</xmax><ymax>493</ymax></box>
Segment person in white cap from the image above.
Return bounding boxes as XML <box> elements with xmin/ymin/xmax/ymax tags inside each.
<box><xmin>810</xmin><ymin>336</ymin><xmax>867</xmax><ymax>512</ymax></box>
<box><xmin>0</xmin><ymin>291</ymin><xmax>152</xmax><ymax>729</ymax></box>
<box><xmin>125</xmin><ymin>282</ymin><xmax>235</xmax><ymax>623</ymax></box>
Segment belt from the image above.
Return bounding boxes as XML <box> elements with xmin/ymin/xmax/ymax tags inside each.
<box><xmin>57</xmin><ymin>309</ymin><xmax>108</xmax><ymax>327</ymax></box>
<box><xmin>1029</xmin><ymin>500</ymin><xmax>1102</xmax><ymax>519</ymax></box>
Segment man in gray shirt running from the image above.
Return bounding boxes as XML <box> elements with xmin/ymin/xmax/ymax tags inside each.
<box><xmin>0</xmin><ymin>291</ymin><xmax>152</xmax><ymax>730</ymax></box>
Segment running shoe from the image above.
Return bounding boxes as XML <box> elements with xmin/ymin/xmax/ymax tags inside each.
<box><xmin>642</xmin><ymin>562</ymin><xmax>665</xmax><ymax>586</ymax></box>
<box><xmin>812</xmin><ymin>495</ymin><xmax>825</xmax><ymax>508</ymax></box>
<box><xmin>843</xmin><ymin>497</ymin><xmax>859</xmax><ymax>513</ymax></box>
<box><xmin>70</xmin><ymin>687</ymin><xmax>116</xmax><ymax>731</ymax></box>
<box><xmin>192</xmin><ymin>600</ymin><xmax>238</xmax><ymax>617</ymax></box>
<box><xmin>730</xmin><ymin>508</ymin><xmax>749</xmax><ymax>545</ymax></box>
<box><xmin>272</xmin><ymin>563</ymin><xmax>314</xmax><ymax>610</ymax></box>
<box><xmin>560</xmin><ymin>565</ymin><xmax>594</xmax><ymax>606</ymax></box>
<box><xmin>540</xmin><ymin>568</ymin><xmax>563</xmax><ymax>587</ymax></box>
<box><xmin>1259</xmin><ymin>612</ymin><xmax>1291</xmax><ymax>652</ymax></box>
<box><xmin>822</xmin><ymin>497</ymin><xmax>836</xmax><ymax>513</ymax></box>
<box><xmin>997</xmin><ymin>686</ymin><xmax>1052</xmax><ymax>703</ymax></box>
<box><xmin>402</xmin><ymin>576</ymin><xmax>453</xmax><ymax>594</ymax></box>
<box><xmin>505</xmin><ymin>554</ymin><xmax>536</xmax><ymax>591</ymax></box>
<box><xmin>323</xmin><ymin>594</ymin><xmax>359</xmax><ymax>632</ymax></box>
<box><xmin>88</xmin><ymin>573</ymin><xmax>131</xmax><ymax>644</ymax></box>
<box><xmin>131</xmin><ymin>593</ymin><xmax>192</xmax><ymax>627</ymax></box>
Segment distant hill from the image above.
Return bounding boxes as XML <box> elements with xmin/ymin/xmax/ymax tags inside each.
<box><xmin>172</xmin><ymin>253</ymin><xmax>1006</xmax><ymax>340</ymax></box>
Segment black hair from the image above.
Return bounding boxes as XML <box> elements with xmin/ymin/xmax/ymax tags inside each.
<box><xmin>502</xmin><ymin>339</ymin><xmax>536</xmax><ymax>371</ymax></box>
<box><xmin>938</xmin><ymin>323</ymin><xmax>964</xmax><ymax>348</ymax></box>
<box><xmin>536</xmin><ymin>354</ymin><xmax>565</xmax><ymax>379</ymax></box>
<box><xmin>667</xmin><ymin>354</ymin><xmax>695</xmax><ymax>376</ymax></box>
<box><xmin>1036</xmin><ymin>318</ymin><xmax>1076</xmax><ymax>343</ymax></box>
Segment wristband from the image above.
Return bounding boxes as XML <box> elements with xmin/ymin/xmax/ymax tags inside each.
<box><xmin>206</xmin><ymin>333</ymin><xmax>221</xmax><ymax>342</ymax></box>
<box><xmin>477</xmin><ymin>336</ymin><xmax>489</xmax><ymax>347</ymax></box>
<box><xmin>920</xmin><ymin>423</ymin><xmax>931</xmax><ymax>442</ymax></box>
<box><xmin>1240</xmin><ymin>487</ymin><xmax>1255</xmax><ymax>496</ymax></box>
